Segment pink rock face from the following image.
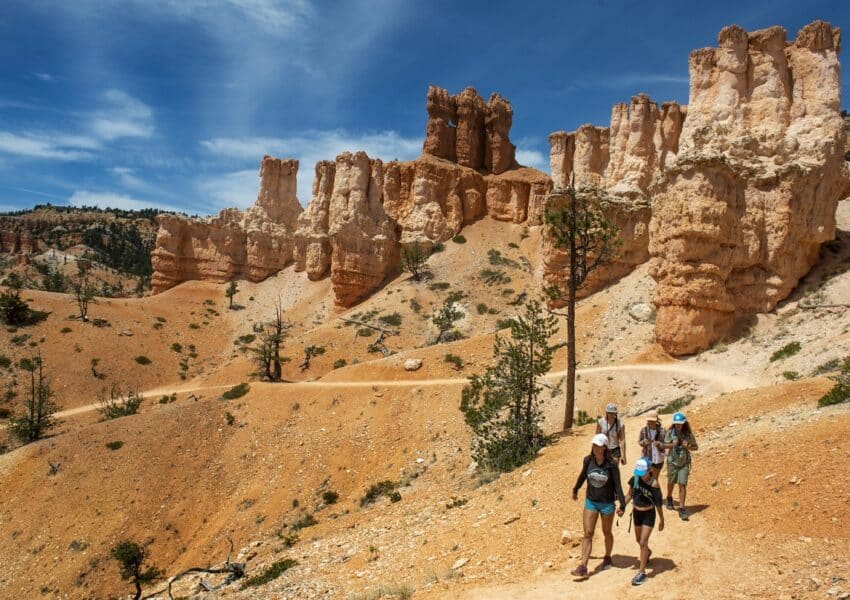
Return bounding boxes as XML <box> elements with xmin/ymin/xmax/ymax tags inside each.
<box><xmin>151</xmin><ymin>156</ymin><xmax>302</xmax><ymax>293</ymax></box>
<box><xmin>293</xmin><ymin>160</ymin><xmax>335</xmax><ymax>281</ymax></box>
<box><xmin>649</xmin><ymin>20</ymin><xmax>850</xmax><ymax>354</ymax></box>
<box><xmin>423</xmin><ymin>85</ymin><xmax>457</xmax><ymax>162</ymax></box>
<box><xmin>0</xmin><ymin>228</ymin><xmax>38</xmax><ymax>254</ymax></box>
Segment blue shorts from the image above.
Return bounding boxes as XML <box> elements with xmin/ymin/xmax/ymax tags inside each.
<box><xmin>584</xmin><ymin>498</ymin><xmax>615</xmax><ymax>515</ymax></box>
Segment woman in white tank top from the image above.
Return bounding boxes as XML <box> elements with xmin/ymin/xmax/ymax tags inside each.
<box><xmin>596</xmin><ymin>402</ymin><xmax>626</xmax><ymax>465</ymax></box>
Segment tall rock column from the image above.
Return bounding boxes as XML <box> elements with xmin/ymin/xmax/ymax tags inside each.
<box><xmin>455</xmin><ymin>87</ymin><xmax>487</xmax><ymax>170</ymax></box>
<box><xmin>423</xmin><ymin>86</ymin><xmax>457</xmax><ymax>162</ymax></box>
<box><xmin>484</xmin><ymin>93</ymin><xmax>517</xmax><ymax>174</ymax></box>
<box><xmin>649</xmin><ymin>20</ymin><xmax>850</xmax><ymax>355</ymax></box>
<box><xmin>294</xmin><ymin>160</ymin><xmax>335</xmax><ymax>280</ymax></box>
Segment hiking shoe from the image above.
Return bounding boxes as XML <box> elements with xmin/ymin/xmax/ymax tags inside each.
<box><xmin>665</xmin><ymin>497</ymin><xmax>674</xmax><ymax>510</ymax></box>
<box><xmin>632</xmin><ymin>572</ymin><xmax>647</xmax><ymax>586</ymax></box>
<box><xmin>679</xmin><ymin>508</ymin><xmax>689</xmax><ymax>521</ymax></box>
<box><xmin>601</xmin><ymin>556</ymin><xmax>613</xmax><ymax>570</ymax></box>
<box><xmin>571</xmin><ymin>565</ymin><xmax>588</xmax><ymax>578</ymax></box>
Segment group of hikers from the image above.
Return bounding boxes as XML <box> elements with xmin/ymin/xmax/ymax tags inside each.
<box><xmin>570</xmin><ymin>403</ymin><xmax>698</xmax><ymax>586</ymax></box>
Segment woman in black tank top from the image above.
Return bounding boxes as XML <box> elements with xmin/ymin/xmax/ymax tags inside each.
<box><xmin>623</xmin><ymin>458</ymin><xmax>665</xmax><ymax>586</ymax></box>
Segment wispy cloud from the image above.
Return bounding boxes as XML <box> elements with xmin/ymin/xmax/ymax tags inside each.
<box><xmin>200</xmin><ymin>129</ymin><xmax>423</xmax><ymax>208</ymax></box>
<box><xmin>196</xmin><ymin>169</ymin><xmax>259</xmax><ymax>210</ymax></box>
<box><xmin>109</xmin><ymin>166</ymin><xmax>147</xmax><ymax>190</ymax></box>
<box><xmin>90</xmin><ymin>90</ymin><xmax>154</xmax><ymax>141</ymax></box>
<box><xmin>156</xmin><ymin>0</ymin><xmax>314</xmax><ymax>36</ymax></box>
<box><xmin>551</xmin><ymin>73</ymin><xmax>689</xmax><ymax>96</ymax></box>
<box><xmin>0</xmin><ymin>131</ymin><xmax>95</xmax><ymax>160</ymax></box>
<box><xmin>31</xmin><ymin>72</ymin><xmax>56</xmax><ymax>82</ymax></box>
<box><xmin>68</xmin><ymin>190</ymin><xmax>177</xmax><ymax>212</ymax></box>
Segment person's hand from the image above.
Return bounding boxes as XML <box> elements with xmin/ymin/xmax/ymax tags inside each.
<box><xmin>658</xmin><ymin>519</ymin><xmax>665</xmax><ymax>532</ymax></box>
<box><xmin>616</xmin><ymin>508</ymin><xmax>624</xmax><ymax>517</ymax></box>
<box><xmin>620</xmin><ymin>456</ymin><xmax>626</xmax><ymax>465</ymax></box>
<box><xmin>572</xmin><ymin>491</ymin><xmax>578</xmax><ymax>501</ymax></box>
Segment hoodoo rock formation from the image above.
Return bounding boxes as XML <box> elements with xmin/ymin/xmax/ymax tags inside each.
<box><xmin>152</xmin><ymin>86</ymin><xmax>549</xmax><ymax>306</ymax></box>
<box><xmin>650</xmin><ymin>21</ymin><xmax>849</xmax><ymax>354</ymax></box>
<box><xmin>545</xmin><ymin>20</ymin><xmax>848</xmax><ymax>354</ymax></box>
<box><xmin>151</xmin><ymin>157</ymin><xmax>302</xmax><ymax>293</ymax></box>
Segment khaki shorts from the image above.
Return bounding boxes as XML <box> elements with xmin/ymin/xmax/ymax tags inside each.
<box><xmin>667</xmin><ymin>461</ymin><xmax>690</xmax><ymax>485</ymax></box>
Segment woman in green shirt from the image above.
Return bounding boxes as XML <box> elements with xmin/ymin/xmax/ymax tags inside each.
<box><xmin>663</xmin><ymin>412</ymin><xmax>697</xmax><ymax>521</ymax></box>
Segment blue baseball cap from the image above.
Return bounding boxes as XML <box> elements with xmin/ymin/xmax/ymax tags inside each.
<box><xmin>672</xmin><ymin>412</ymin><xmax>686</xmax><ymax>424</ymax></box>
<box><xmin>634</xmin><ymin>458</ymin><xmax>650</xmax><ymax>476</ymax></box>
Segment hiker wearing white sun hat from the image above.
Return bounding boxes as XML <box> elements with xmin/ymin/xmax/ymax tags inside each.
<box><xmin>570</xmin><ymin>432</ymin><xmax>626</xmax><ymax>578</ymax></box>
<box><xmin>622</xmin><ymin>458</ymin><xmax>664</xmax><ymax>586</ymax></box>
<box><xmin>596</xmin><ymin>402</ymin><xmax>626</xmax><ymax>465</ymax></box>
<box><xmin>662</xmin><ymin>412</ymin><xmax>698</xmax><ymax>520</ymax></box>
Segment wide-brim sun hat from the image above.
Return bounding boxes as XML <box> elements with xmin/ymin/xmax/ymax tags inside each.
<box><xmin>605</xmin><ymin>403</ymin><xmax>618</xmax><ymax>414</ymax></box>
<box><xmin>646</xmin><ymin>409</ymin><xmax>659</xmax><ymax>421</ymax></box>
<box><xmin>592</xmin><ymin>433</ymin><xmax>609</xmax><ymax>447</ymax></box>
<box><xmin>634</xmin><ymin>458</ymin><xmax>649</xmax><ymax>476</ymax></box>
<box><xmin>672</xmin><ymin>412</ymin><xmax>686</xmax><ymax>424</ymax></box>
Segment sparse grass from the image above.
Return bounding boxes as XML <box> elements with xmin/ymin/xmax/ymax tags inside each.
<box><xmin>429</xmin><ymin>282</ymin><xmax>451</xmax><ymax>291</ymax></box>
<box><xmin>811</xmin><ymin>358</ymin><xmax>841</xmax><ymax>376</ymax></box>
<box><xmin>134</xmin><ymin>355</ymin><xmax>152</xmax><ymax>365</ymax></box>
<box><xmin>782</xmin><ymin>371</ymin><xmax>800</xmax><ymax>381</ymax></box>
<box><xmin>445</xmin><ymin>497</ymin><xmax>467</xmax><ymax>509</ymax></box>
<box><xmin>240</xmin><ymin>559</ymin><xmax>298</xmax><ymax>590</ymax></box>
<box><xmin>770</xmin><ymin>341</ymin><xmax>801</xmax><ymax>362</ymax></box>
<box><xmin>170</xmin><ymin>342</ymin><xmax>182</xmax><ymax>353</ymax></box>
<box><xmin>378</xmin><ymin>313</ymin><xmax>402</xmax><ymax>327</ymax></box>
<box><xmin>333</xmin><ymin>358</ymin><xmax>347</xmax><ymax>369</ymax></box>
<box><xmin>574</xmin><ymin>410</ymin><xmax>595</xmax><ymax>426</ymax></box>
<box><xmin>409</xmin><ymin>298</ymin><xmax>422</xmax><ymax>313</ymax></box>
<box><xmin>105</xmin><ymin>441</ymin><xmax>124</xmax><ymax>450</ymax></box>
<box><xmin>356</xmin><ymin>328</ymin><xmax>372</xmax><ymax>337</ymax></box>
<box><xmin>158</xmin><ymin>393</ymin><xmax>177</xmax><ymax>404</ymax></box>
<box><xmin>452</xmin><ymin>234</ymin><xmax>466</xmax><ymax>244</ymax></box>
<box><xmin>351</xmin><ymin>584</ymin><xmax>414</xmax><ymax>600</ymax></box>
<box><xmin>222</xmin><ymin>383</ymin><xmax>250</xmax><ymax>400</ymax></box>
<box><xmin>277</xmin><ymin>530</ymin><xmax>299</xmax><ymax>547</ymax></box>
<box><xmin>659</xmin><ymin>394</ymin><xmax>695</xmax><ymax>414</ymax></box>
<box><xmin>11</xmin><ymin>334</ymin><xmax>30</xmax><ymax>346</ymax></box>
<box><xmin>495</xmin><ymin>318</ymin><xmax>513</xmax><ymax>330</ymax></box>
<box><xmin>488</xmin><ymin>248</ymin><xmax>519</xmax><ymax>269</ymax></box>
<box><xmin>322</xmin><ymin>490</ymin><xmax>339</xmax><ymax>505</ymax></box>
<box><xmin>479</xmin><ymin>269</ymin><xmax>510</xmax><ymax>285</ymax></box>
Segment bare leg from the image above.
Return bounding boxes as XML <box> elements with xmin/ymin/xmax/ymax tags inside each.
<box><xmin>637</xmin><ymin>523</ymin><xmax>653</xmax><ymax>572</ymax></box>
<box><xmin>666</xmin><ymin>480</ymin><xmax>674</xmax><ymax>503</ymax></box>
<box><xmin>600</xmin><ymin>513</ymin><xmax>615</xmax><ymax>559</ymax></box>
<box><xmin>581</xmin><ymin>509</ymin><xmax>599</xmax><ymax>567</ymax></box>
<box><xmin>679</xmin><ymin>483</ymin><xmax>687</xmax><ymax>511</ymax></box>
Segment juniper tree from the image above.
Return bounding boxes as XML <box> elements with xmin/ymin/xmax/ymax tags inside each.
<box><xmin>110</xmin><ymin>540</ymin><xmax>162</xmax><ymax>600</ymax></box>
<box><xmin>400</xmin><ymin>242</ymin><xmax>429</xmax><ymax>282</ymax></box>
<box><xmin>225</xmin><ymin>280</ymin><xmax>238</xmax><ymax>309</ymax></box>
<box><xmin>460</xmin><ymin>299</ymin><xmax>558</xmax><ymax>472</ymax></box>
<box><xmin>432</xmin><ymin>295</ymin><xmax>464</xmax><ymax>344</ymax></box>
<box><xmin>71</xmin><ymin>259</ymin><xmax>97</xmax><ymax>322</ymax></box>
<box><xmin>544</xmin><ymin>183</ymin><xmax>620</xmax><ymax>430</ymax></box>
<box><xmin>9</xmin><ymin>352</ymin><xmax>60</xmax><ymax>443</ymax></box>
<box><xmin>252</xmin><ymin>301</ymin><xmax>291</xmax><ymax>381</ymax></box>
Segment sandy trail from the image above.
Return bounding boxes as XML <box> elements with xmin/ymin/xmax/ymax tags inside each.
<box><xmin>50</xmin><ymin>362</ymin><xmax>757</xmax><ymax>421</ymax></box>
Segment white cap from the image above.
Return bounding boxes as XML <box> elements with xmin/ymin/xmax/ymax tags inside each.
<box><xmin>592</xmin><ymin>433</ymin><xmax>609</xmax><ymax>447</ymax></box>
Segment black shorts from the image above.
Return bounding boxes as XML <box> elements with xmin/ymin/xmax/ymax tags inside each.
<box><xmin>633</xmin><ymin>508</ymin><xmax>656</xmax><ymax>528</ymax></box>
<box><xmin>610</xmin><ymin>447</ymin><xmax>622</xmax><ymax>460</ymax></box>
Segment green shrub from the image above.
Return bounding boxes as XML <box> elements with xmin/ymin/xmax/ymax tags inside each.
<box><xmin>495</xmin><ymin>318</ymin><xmax>513</xmax><ymax>330</ymax></box>
<box><xmin>0</xmin><ymin>355</ymin><xmax>10</xmax><ymax>369</ymax></box>
<box><xmin>782</xmin><ymin>371</ymin><xmax>800</xmax><ymax>381</ymax></box>
<box><xmin>479</xmin><ymin>269</ymin><xmax>510</xmax><ymax>285</ymax></box>
<box><xmin>134</xmin><ymin>356</ymin><xmax>152</xmax><ymax>365</ymax></box>
<box><xmin>170</xmin><ymin>343</ymin><xmax>182</xmax><ymax>353</ymax></box>
<box><xmin>429</xmin><ymin>282</ymin><xmax>450</xmax><ymax>291</ymax></box>
<box><xmin>155</xmin><ymin>316</ymin><xmax>167</xmax><ymax>323</ymax></box>
<box><xmin>290</xmin><ymin>513</ymin><xmax>317</xmax><ymax>531</ymax></box>
<box><xmin>225</xmin><ymin>412</ymin><xmax>235</xmax><ymax>426</ymax></box>
<box><xmin>11</xmin><ymin>334</ymin><xmax>30</xmax><ymax>346</ymax></box>
<box><xmin>322</xmin><ymin>490</ymin><xmax>339</xmax><ymax>505</ymax></box>
<box><xmin>444</xmin><ymin>353</ymin><xmax>463</xmax><ymax>369</ymax></box>
<box><xmin>222</xmin><ymin>383</ymin><xmax>250</xmax><ymax>400</ymax></box>
<box><xmin>409</xmin><ymin>299</ymin><xmax>422</xmax><ymax>313</ymax></box>
<box><xmin>388</xmin><ymin>491</ymin><xmax>402</xmax><ymax>503</ymax></box>
<box><xmin>487</xmin><ymin>248</ymin><xmax>519</xmax><ymax>269</ymax></box>
<box><xmin>189</xmin><ymin>323</ymin><xmax>200</xmax><ymax>329</ymax></box>
<box><xmin>105</xmin><ymin>440</ymin><xmax>124</xmax><ymax>450</ymax></box>
<box><xmin>811</xmin><ymin>358</ymin><xmax>840</xmax><ymax>376</ymax></box>
<box><xmin>0</xmin><ymin>408</ymin><xmax>11</xmax><ymax>419</ymax></box>
<box><xmin>378</xmin><ymin>313</ymin><xmax>402</xmax><ymax>327</ymax></box>
<box><xmin>659</xmin><ymin>394</ymin><xmax>695</xmax><ymax>415</ymax></box>
<box><xmin>333</xmin><ymin>358</ymin><xmax>347</xmax><ymax>369</ymax></box>
<box><xmin>770</xmin><ymin>341</ymin><xmax>801</xmax><ymax>362</ymax></box>
<box><xmin>60</xmin><ymin>327</ymin><xmax>72</xmax><ymax>334</ymax></box>
<box><xmin>817</xmin><ymin>357</ymin><xmax>850</xmax><ymax>407</ymax></box>
<box><xmin>452</xmin><ymin>234</ymin><xmax>466</xmax><ymax>244</ymax></box>
<box><xmin>99</xmin><ymin>388</ymin><xmax>143</xmax><ymax>420</ymax></box>
<box><xmin>432</xmin><ymin>242</ymin><xmax>445</xmax><ymax>253</ymax></box>
<box><xmin>240</xmin><ymin>559</ymin><xmax>298</xmax><ymax>589</ymax></box>
<box><xmin>574</xmin><ymin>410</ymin><xmax>595</xmax><ymax>426</ymax></box>
<box><xmin>360</xmin><ymin>480</ymin><xmax>398</xmax><ymax>507</ymax></box>
<box><xmin>356</xmin><ymin>328</ymin><xmax>373</xmax><ymax>337</ymax></box>
<box><xmin>158</xmin><ymin>393</ymin><xmax>177</xmax><ymax>404</ymax></box>
<box><xmin>508</xmin><ymin>242</ymin><xmax>519</xmax><ymax>249</ymax></box>
<box><xmin>476</xmin><ymin>303</ymin><xmax>488</xmax><ymax>315</ymax></box>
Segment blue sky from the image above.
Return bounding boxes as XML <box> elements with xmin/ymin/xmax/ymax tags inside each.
<box><xmin>0</xmin><ymin>0</ymin><xmax>847</xmax><ymax>215</ymax></box>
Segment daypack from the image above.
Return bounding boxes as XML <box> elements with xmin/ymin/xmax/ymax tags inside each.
<box><xmin>632</xmin><ymin>475</ymin><xmax>658</xmax><ymax>507</ymax></box>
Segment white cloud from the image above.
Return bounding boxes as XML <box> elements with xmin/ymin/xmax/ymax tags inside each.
<box><xmin>90</xmin><ymin>90</ymin><xmax>154</xmax><ymax>141</ymax></box>
<box><xmin>68</xmin><ymin>190</ymin><xmax>177</xmax><ymax>212</ymax></box>
<box><xmin>156</xmin><ymin>0</ymin><xmax>313</xmax><ymax>35</ymax></box>
<box><xmin>200</xmin><ymin>129</ymin><xmax>422</xmax><ymax>207</ymax></box>
<box><xmin>197</xmin><ymin>169</ymin><xmax>259</xmax><ymax>210</ymax></box>
<box><xmin>0</xmin><ymin>131</ymin><xmax>95</xmax><ymax>160</ymax></box>
<box><xmin>515</xmin><ymin>149</ymin><xmax>547</xmax><ymax>171</ymax></box>
<box><xmin>109</xmin><ymin>166</ymin><xmax>148</xmax><ymax>190</ymax></box>
<box><xmin>32</xmin><ymin>72</ymin><xmax>56</xmax><ymax>82</ymax></box>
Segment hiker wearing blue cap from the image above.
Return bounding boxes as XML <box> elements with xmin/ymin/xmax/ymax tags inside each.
<box><xmin>662</xmin><ymin>412</ymin><xmax>698</xmax><ymax>520</ymax></box>
<box><xmin>622</xmin><ymin>458</ymin><xmax>664</xmax><ymax>586</ymax></box>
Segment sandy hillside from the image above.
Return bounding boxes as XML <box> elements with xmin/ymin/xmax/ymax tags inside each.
<box><xmin>0</xmin><ymin>211</ymin><xmax>848</xmax><ymax>599</ymax></box>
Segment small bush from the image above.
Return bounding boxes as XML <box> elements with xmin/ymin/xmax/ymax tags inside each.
<box><xmin>222</xmin><ymin>383</ymin><xmax>250</xmax><ymax>400</ymax></box>
<box><xmin>495</xmin><ymin>318</ymin><xmax>513</xmax><ymax>330</ymax></box>
<box><xmin>811</xmin><ymin>358</ymin><xmax>840</xmax><ymax>376</ymax></box>
<box><xmin>442</xmin><ymin>330</ymin><xmax>464</xmax><ymax>343</ymax></box>
<box><xmin>60</xmin><ymin>327</ymin><xmax>72</xmax><ymax>334</ymax></box>
<box><xmin>0</xmin><ymin>408</ymin><xmax>11</xmax><ymax>419</ymax></box>
<box><xmin>432</xmin><ymin>242</ymin><xmax>445</xmax><ymax>253</ymax></box>
<box><xmin>106</xmin><ymin>440</ymin><xmax>124</xmax><ymax>450</ymax></box>
<box><xmin>479</xmin><ymin>269</ymin><xmax>510</xmax><ymax>285</ymax></box>
<box><xmin>660</xmin><ymin>394</ymin><xmax>695</xmax><ymax>415</ymax></box>
<box><xmin>452</xmin><ymin>234</ymin><xmax>467</xmax><ymax>244</ymax></box>
<box><xmin>356</xmin><ymin>328</ymin><xmax>372</xmax><ymax>337</ymax></box>
<box><xmin>574</xmin><ymin>410</ymin><xmax>595</xmax><ymax>426</ymax></box>
<box><xmin>445</xmin><ymin>497</ymin><xmax>467</xmax><ymax>509</ymax></box>
<box><xmin>360</xmin><ymin>480</ymin><xmax>398</xmax><ymax>507</ymax></box>
<box><xmin>389</xmin><ymin>491</ymin><xmax>402</xmax><ymax>503</ymax></box>
<box><xmin>333</xmin><ymin>358</ymin><xmax>347</xmax><ymax>369</ymax></box>
<box><xmin>189</xmin><ymin>323</ymin><xmax>201</xmax><ymax>329</ymax></box>
<box><xmin>225</xmin><ymin>411</ymin><xmax>235</xmax><ymax>426</ymax></box>
<box><xmin>134</xmin><ymin>356</ymin><xmax>152</xmax><ymax>365</ymax></box>
<box><xmin>444</xmin><ymin>353</ymin><xmax>463</xmax><ymax>369</ymax></box>
<box><xmin>0</xmin><ymin>355</ymin><xmax>10</xmax><ymax>369</ymax></box>
<box><xmin>770</xmin><ymin>341</ymin><xmax>801</xmax><ymax>362</ymax></box>
<box><xmin>817</xmin><ymin>357</ymin><xmax>850</xmax><ymax>407</ymax></box>
<box><xmin>291</xmin><ymin>513</ymin><xmax>317</xmax><ymax>531</ymax></box>
<box><xmin>155</xmin><ymin>316</ymin><xmax>167</xmax><ymax>323</ymax></box>
<box><xmin>378</xmin><ymin>313</ymin><xmax>402</xmax><ymax>327</ymax></box>
<box><xmin>507</xmin><ymin>242</ymin><xmax>519</xmax><ymax>249</ymax></box>
<box><xmin>240</xmin><ymin>559</ymin><xmax>298</xmax><ymax>590</ymax></box>
<box><xmin>429</xmin><ymin>282</ymin><xmax>450</xmax><ymax>291</ymax></box>
<box><xmin>237</xmin><ymin>334</ymin><xmax>256</xmax><ymax>345</ymax></box>
<box><xmin>322</xmin><ymin>490</ymin><xmax>339</xmax><ymax>505</ymax></box>
<box><xmin>487</xmin><ymin>248</ymin><xmax>519</xmax><ymax>269</ymax></box>
<box><xmin>99</xmin><ymin>388</ymin><xmax>144</xmax><ymax>420</ymax></box>
<box><xmin>170</xmin><ymin>343</ymin><xmax>182</xmax><ymax>353</ymax></box>
<box><xmin>782</xmin><ymin>371</ymin><xmax>800</xmax><ymax>381</ymax></box>
<box><xmin>476</xmin><ymin>303</ymin><xmax>488</xmax><ymax>315</ymax></box>
<box><xmin>158</xmin><ymin>393</ymin><xmax>177</xmax><ymax>404</ymax></box>
<box><xmin>11</xmin><ymin>334</ymin><xmax>30</xmax><ymax>346</ymax></box>
<box><xmin>409</xmin><ymin>298</ymin><xmax>422</xmax><ymax>313</ymax></box>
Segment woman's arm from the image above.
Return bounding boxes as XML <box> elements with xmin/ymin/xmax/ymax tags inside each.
<box><xmin>572</xmin><ymin>456</ymin><xmax>588</xmax><ymax>499</ymax></box>
<box><xmin>611</xmin><ymin>461</ymin><xmax>626</xmax><ymax>510</ymax></box>
<box><xmin>619</xmin><ymin>423</ymin><xmax>627</xmax><ymax>464</ymax></box>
